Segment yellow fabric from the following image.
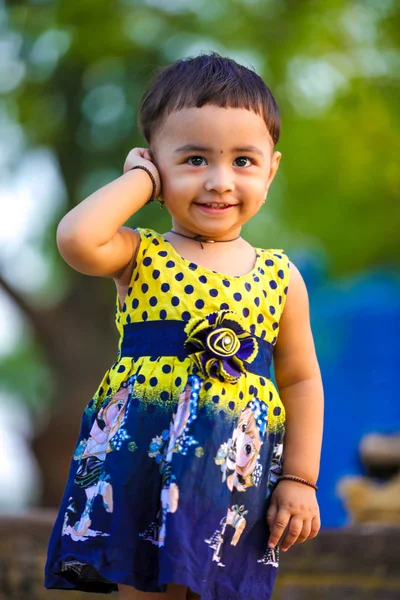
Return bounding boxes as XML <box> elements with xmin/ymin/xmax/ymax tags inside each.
<box><xmin>92</xmin><ymin>228</ymin><xmax>290</xmax><ymax>434</ymax></box>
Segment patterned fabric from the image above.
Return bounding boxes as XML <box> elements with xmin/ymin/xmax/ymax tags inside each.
<box><xmin>45</xmin><ymin>228</ymin><xmax>290</xmax><ymax>600</ymax></box>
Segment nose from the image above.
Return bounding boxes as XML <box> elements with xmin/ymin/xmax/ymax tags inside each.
<box><xmin>204</xmin><ymin>165</ymin><xmax>234</xmax><ymax>194</ymax></box>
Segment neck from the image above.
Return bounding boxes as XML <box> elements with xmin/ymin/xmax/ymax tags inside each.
<box><xmin>168</xmin><ymin>229</ymin><xmax>241</xmax><ymax>249</ymax></box>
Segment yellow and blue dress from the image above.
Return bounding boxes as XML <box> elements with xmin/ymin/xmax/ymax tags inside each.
<box><xmin>45</xmin><ymin>227</ymin><xmax>290</xmax><ymax>600</ymax></box>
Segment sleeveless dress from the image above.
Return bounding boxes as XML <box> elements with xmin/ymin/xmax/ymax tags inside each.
<box><xmin>45</xmin><ymin>227</ymin><xmax>290</xmax><ymax>600</ymax></box>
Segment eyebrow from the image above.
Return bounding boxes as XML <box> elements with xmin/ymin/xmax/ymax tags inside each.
<box><xmin>173</xmin><ymin>144</ymin><xmax>264</xmax><ymax>158</ymax></box>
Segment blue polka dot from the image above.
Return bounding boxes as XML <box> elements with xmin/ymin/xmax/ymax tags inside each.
<box><xmin>258</xmin><ymin>267</ymin><xmax>265</xmax><ymax>275</ymax></box>
<box><xmin>233</xmin><ymin>293</ymin><xmax>242</xmax><ymax>301</ymax></box>
<box><xmin>171</xmin><ymin>296</ymin><xmax>180</xmax><ymax>306</ymax></box>
<box><xmin>273</xmin><ymin>406</ymin><xmax>281</xmax><ymax>416</ymax></box>
<box><xmin>228</xmin><ymin>401</ymin><xmax>235</xmax><ymax>410</ymax></box>
<box><xmin>260</xmin><ymin>330</ymin><xmax>266</xmax><ymax>339</ymax></box>
<box><xmin>269</xmin><ymin>391</ymin><xmax>273</xmax><ymax>400</ymax></box>
<box><xmin>270</xmin><ymin>306</ymin><xmax>276</xmax><ymax>315</ymax></box>
<box><xmin>220</xmin><ymin>303</ymin><xmax>229</xmax><ymax>310</ymax></box>
<box><xmin>249</xmin><ymin>385</ymin><xmax>254</xmax><ymax>395</ymax></box>
<box><xmin>137</xmin><ymin>374</ymin><xmax>146</xmax><ymax>384</ymax></box>
<box><xmin>262</xmin><ymin>290</ymin><xmax>267</xmax><ymax>298</ymax></box>
<box><xmin>257</xmin><ymin>314</ymin><xmax>264</xmax><ymax>323</ymax></box>
<box><xmin>122</xmin><ymin>305</ymin><xmax>126</xmax><ymax>312</ymax></box>
<box><xmin>126</xmin><ymin>315</ymin><xmax>131</xmax><ymax>324</ymax></box>
<box><xmin>250</xmin><ymin>324</ymin><xmax>256</xmax><ymax>335</ymax></box>
<box><xmin>141</xmin><ymin>283</ymin><xmax>149</xmax><ymax>293</ymax></box>
<box><xmin>182</xmin><ymin>311</ymin><xmax>191</xmax><ymax>321</ymax></box>
<box><xmin>152</xmin><ymin>238</ymin><xmax>160</xmax><ymax>246</ymax></box>
<box><xmin>272</xmin><ymin>322</ymin><xmax>279</xmax><ymax>330</ymax></box>
<box><xmin>209</xmin><ymin>289</ymin><xmax>218</xmax><ymax>297</ymax></box>
<box><xmin>284</xmin><ymin>286</ymin><xmax>288</xmax><ymax>295</ymax></box>
<box><xmin>212</xmin><ymin>395</ymin><xmax>219</xmax><ymax>404</ymax></box>
<box><xmin>160</xmin><ymin>391</ymin><xmax>169</xmax><ymax>401</ymax></box>
<box><xmin>158</xmin><ymin>250</ymin><xmax>168</xmax><ymax>257</ymax></box>
<box><xmin>162</xmin><ymin>364</ymin><xmax>172</xmax><ymax>373</ymax></box>
<box><xmin>142</xmin><ymin>311</ymin><xmax>148</xmax><ymax>321</ymax></box>
<box><xmin>222</xmin><ymin>280</ymin><xmax>230</xmax><ymax>287</ymax></box>
<box><xmin>195</xmin><ymin>299</ymin><xmax>205</xmax><ymax>309</ymax></box>
<box><xmin>254</xmin><ymin>297</ymin><xmax>260</xmax><ymax>307</ymax></box>
<box><xmin>272</xmin><ymin>336</ymin><xmax>277</xmax><ymax>344</ymax></box>
<box><xmin>244</xmin><ymin>282</ymin><xmax>251</xmax><ymax>291</ymax></box>
<box><xmin>188</xmin><ymin>262</ymin><xmax>197</xmax><ymax>270</ymax></box>
<box><xmin>127</xmin><ymin>287</ymin><xmax>132</xmax><ymax>296</ymax></box>
<box><xmin>278</xmin><ymin>269</ymin><xmax>284</xmax><ymax>279</ymax></box>
<box><xmin>239</xmin><ymin>391</ymin><xmax>244</xmax><ymax>400</ymax></box>
<box><xmin>269</xmin><ymin>280</ymin><xmax>278</xmax><ymax>290</ymax></box>
<box><xmin>166</xmin><ymin>260</ymin><xmax>175</xmax><ymax>268</ymax></box>
<box><xmin>184</xmin><ymin>285</ymin><xmax>194</xmax><ymax>294</ymax></box>
<box><xmin>175</xmin><ymin>272</ymin><xmax>184</xmax><ymax>281</ymax></box>
<box><xmin>279</xmin><ymin>295</ymin><xmax>282</xmax><ymax>304</ymax></box>
<box><xmin>219</xmin><ymin>410</ymin><xmax>225</xmax><ymax>420</ymax></box>
<box><xmin>259</xmin><ymin>377</ymin><xmax>266</xmax><ymax>386</ymax></box>
<box><xmin>242</xmin><ymin>307</ymin><xmax>250</xmax><ymax>318</ymax></box>
<box><xmin>134</xmin><ymin>273</ymin><xmax>139</xmax><ymax>281</ymax></box>
<box><xmin>143</xmin><ymin>257</ymin><xmax>152</xmax><ymax>266</ymax></box>
<box><xmin>199</xmin><ymin>275</ymin><xmax>207</xmax><ymax>284</ymax></box>
<box><xmin>274</xmin><ymin>253</ymin><xmax>282</xmax><ymax>258</ymax></box>
<box><xmin>150</xmin><ymin>377</ymin><xmax>158</xmax><ymax>387</ymax></box>
<box><xmin>132</xmin><ymin>298</ymin><xmax>139</xmax><ymax>309</ymax></box>
<box><xmin>204</xmin><ymin>382</ymin><xmax>212</xmax><ymax>391</ymax></box>
<box><xmin>161</xmin><ymin>283</ymin><xmax>170</xmax><ymax>292</ymax></box>
<box><xmin>221</xmin><ymin>388</ymin><xmax>226</xmax><ymax>395</ymax></box>
<box><xmin>117</xmin><ymin>365</ymin><xmax>126</xmax><ymax>373</ymax></box>
<box><xmin>152</xmin><ymin>269</ymin><xmax>160</xmax><ymax>279</ymax></box>
<box><xmin>253</xmin><ymin>275</ymin><xmax>260</xmax><ymax>282</ymax></box>
<box><xmin>265</xmin><ymin>259</ymin><xmax>274</xmax><ymax>266</ymax></box>
<box><xmin>175</xmin><ymin>377</ymin><xmax>182</xmax><ymax>387</ymax></box>
<box><xmin>150</xmin><ymin>296</ymin><xmax>158</xmax><ymax>307</ymax></box>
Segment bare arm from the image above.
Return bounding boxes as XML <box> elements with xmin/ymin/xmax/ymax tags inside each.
<box><xmin>273</xmin><ymin>261</ymin><xmax>324</xmax><ymax>482</ymax></box>
<box><xmin>56</xmin><ymin>149</ymin><xmax>161</xmax><ymax>278</ymax></box>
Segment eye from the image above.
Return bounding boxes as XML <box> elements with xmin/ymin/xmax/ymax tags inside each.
<box><xmin>234</xmin><ymin>156</ymin><xmax>253</xmax><ymax>167</ymax></box>
<box><xmin>187</xmin><ymin>156</ymin><xmax>207</xmax><ymax>167</ymax></box>
<box><xmin>244</xmin><ymin>443</ymin><xmax>253</xmax><ymax>456</ymax></box>
<box><xmin>240</xmin><ymin>422</ymin><xmax>247</xmax><ymax>432</ymax></box>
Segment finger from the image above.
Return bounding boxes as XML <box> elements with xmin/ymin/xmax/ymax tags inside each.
<box><xmin>280</xmin><ymin>516</ymin><xmax>303</xmax><ymax>551</ymax></box>
<box><xmin>266</xmin><ymin>502</ymin><xmax>278</xmax><ymax>529</ymax></box>
<box><xmin>267</xmin><ymin>509</ymin><xmax>290</xmax><ymax>549</ymax></box>
<box><xmin>294</xmin><ymin>519</ymin><xmax>312</xmax><ymax>545</ymax></box>
<box><xmin>309</xmin><ymin>515</ymin><xmax>321</xmax><ymax>540</ymax></box>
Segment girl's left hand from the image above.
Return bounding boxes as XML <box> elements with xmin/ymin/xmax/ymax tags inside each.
<box><xmin>266</xmin><ymin>480</ymin><xmax>321</xmax><ymax>552</ymax></box>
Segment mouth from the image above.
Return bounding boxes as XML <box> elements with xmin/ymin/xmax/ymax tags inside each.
<box><xmin>194</xmin><ymin>202</ymin><xmax>237</xmax><ymax>212</ymax></box>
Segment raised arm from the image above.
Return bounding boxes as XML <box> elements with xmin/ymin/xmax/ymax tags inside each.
<box><xmin>56</xmin><ymin>149</ymin><xmax>161</xmax><ymax>278</ymax></box>
<box><xmin>267</xmin><ymin>261</ymin><xmax>324</xmax><ymax>552</ymax></box>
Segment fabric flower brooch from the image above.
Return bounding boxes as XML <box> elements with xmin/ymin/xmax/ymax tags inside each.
<box><xmin>184</xmin><ymin>310</ymin><xmax>258</xmax><ymax>383</ymax></box>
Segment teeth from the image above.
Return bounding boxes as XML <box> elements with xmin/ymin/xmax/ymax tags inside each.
<box><xmin>205</xmin><ymin>203</ymin><xmax>230</xmax><ymax>208</ymax></box>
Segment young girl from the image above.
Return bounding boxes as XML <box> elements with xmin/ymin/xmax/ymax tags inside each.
<box><xmin>45</xmin><ymin>52</ymin><xmax>323</xmax><ymax>600</ymax></box>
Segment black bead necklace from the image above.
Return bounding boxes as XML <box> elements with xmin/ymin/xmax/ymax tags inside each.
<box><xmin>168</xmin><ymin>229</ymin><xmax>240</xmax><ymax>250</ymax></box>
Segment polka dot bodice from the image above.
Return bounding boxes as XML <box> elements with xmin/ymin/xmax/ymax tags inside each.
<box><xmin>116</xmin><ymin>228</ymin><xmax>290</xmax><ymax>346</ymax></box>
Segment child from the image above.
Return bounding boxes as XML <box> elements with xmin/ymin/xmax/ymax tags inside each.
<box><xmin>45</xmin><ymin>52</ymin><xmax>323</xmax><ymax>600</ymax></box>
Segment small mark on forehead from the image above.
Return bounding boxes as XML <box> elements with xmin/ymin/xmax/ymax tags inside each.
<box><xmin>220</xmin><ymin>150</ymin><xmax>223</xmax><ymax>154</ymax></box>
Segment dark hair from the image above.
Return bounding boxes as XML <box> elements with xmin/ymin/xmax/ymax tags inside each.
<box><xmin>138</xmin><ymin>52</ymin><xmax>281</xmax><ymax>146</ymax></box>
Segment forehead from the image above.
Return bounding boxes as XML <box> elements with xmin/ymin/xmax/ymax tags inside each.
<box><xmin>154</xmin><ymin>105</ymin><xmax>273</xmax><ymax>149</ymax></box>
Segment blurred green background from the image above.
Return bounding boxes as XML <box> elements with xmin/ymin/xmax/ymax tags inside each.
<box><xmin>0</xmin><ymin>0</ymin><xmax>399</xmax><ymax>518</ymax></box>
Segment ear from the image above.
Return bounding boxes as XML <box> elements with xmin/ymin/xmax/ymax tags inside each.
<box><xmin>265</xmin><ymin>151</ymin><xmax>282</xmax><ymax>193</ymax></box>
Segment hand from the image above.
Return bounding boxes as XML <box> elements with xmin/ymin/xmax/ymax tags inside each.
<box><xmin>123</xmin><ymin>147</ymin><xmax>162</xmax><ymax>198</ymax></box>
<box><xmin>266</xmin><ymin>480</ymin><xmax>320</xmax><ymax>552</ymax></box>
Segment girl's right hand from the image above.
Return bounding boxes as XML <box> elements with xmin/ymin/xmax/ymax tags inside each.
<box><xmin>123</xmin><ymin>147</ymin><xmax>162</xmax><ymax>198</ymax></box>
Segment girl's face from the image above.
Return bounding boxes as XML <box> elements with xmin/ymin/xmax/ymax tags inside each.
<box><xmin>151</xmin><ymin>105</ymin><xmax>281</xmax><ymax>240</ymax></box>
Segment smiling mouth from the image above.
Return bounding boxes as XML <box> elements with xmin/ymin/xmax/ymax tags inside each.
<box><xmin>195</xmin><ymin>202</ymin><xmax>235</xmax><ymax>209</ymax></box>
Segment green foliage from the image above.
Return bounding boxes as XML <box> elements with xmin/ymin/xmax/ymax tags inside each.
<box><xmin>5</xmin><ymin>0</ymin><xmax>399</xmax><ymax>276</ymax></box>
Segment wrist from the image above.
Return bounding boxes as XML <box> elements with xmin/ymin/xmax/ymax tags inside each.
<box><xmin>277</xmin><ymin>474</ymin><xmax>318</xmax><ymax>491</ymax></box>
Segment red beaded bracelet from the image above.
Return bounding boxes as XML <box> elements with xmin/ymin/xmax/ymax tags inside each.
<box><xmin>277</xmin><ymin>474</ymin><xmax>318</xmax><ymax>491</ymax></box>
<box><xmin>130</xmin><ymin>165</ymin><xmax>157</xmax><ymax>204</ymax></box>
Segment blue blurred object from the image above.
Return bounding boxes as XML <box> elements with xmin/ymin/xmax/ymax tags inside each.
<box><xmin>292</xmin><ymin>250</ymin><xmax>400</xmax><ymax>527</ymax></box>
